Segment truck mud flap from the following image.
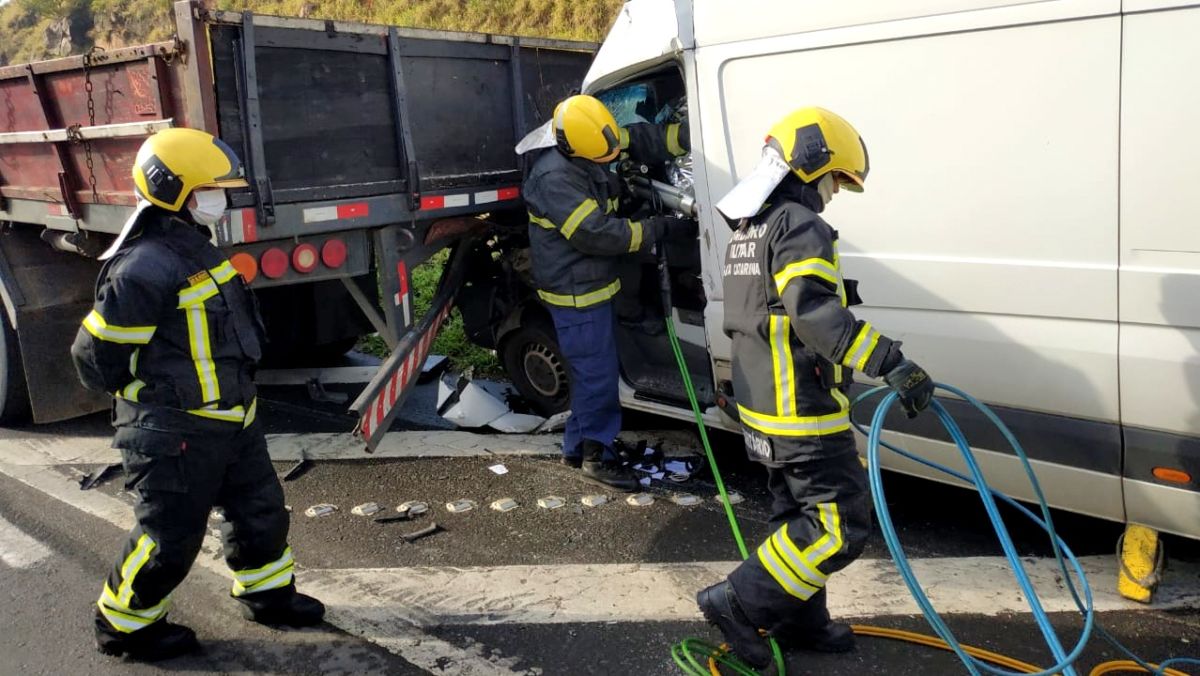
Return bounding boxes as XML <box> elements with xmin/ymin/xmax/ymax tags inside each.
<box><xmin>350</xmin><ymin>241</ymin><xmax>472</xmax><ymax>451</ymax></box>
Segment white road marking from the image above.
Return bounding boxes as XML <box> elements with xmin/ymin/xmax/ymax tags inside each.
<box><xmin>0</xmin><ymin>430</ymin><xmax>560</xmax><ymax>467</ymax></box>
<box><xmin>0</xmin><ymin>514</ymin><xmax>51</xmax><ymax>568</ymax></box>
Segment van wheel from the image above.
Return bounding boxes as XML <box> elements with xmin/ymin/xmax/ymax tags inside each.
<box><xmin>500</xmin><ymin>323</ymin><xmax>570</xmax><ymax>416</ymax></box>
<box><xmin>0</xmin><ymin>309</ymin><xmax>30</xmax><ymax>423</ymax></box>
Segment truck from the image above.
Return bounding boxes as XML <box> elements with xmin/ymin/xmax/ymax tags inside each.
<box><xmin>454</xmin><ymin>0</ymin><xmax>1200</xmax><ymax>549</ymax></box>
<box><xmin>0</xmin><ymin>1</ymin><xmax>593</xmax><ymax>440</ymax></box>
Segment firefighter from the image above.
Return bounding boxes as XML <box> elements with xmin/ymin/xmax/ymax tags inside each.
<box><xmin>71</xmin><ymin>128</ymin><xmax>324</xmax><ymax>660</ymax></box>
<box><xmin>516</xmin><ymin>94</ymin><xmax>696</xmax><ymax>490</ymax></box>
<box><xmin>696</xmin><ymin>108</ymin><xmax>935</xmax><ymax>667</ymax></box>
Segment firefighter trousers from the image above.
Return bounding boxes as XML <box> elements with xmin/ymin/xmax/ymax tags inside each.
<box><xmin>96</xmin><ymin>419</ymin><xmax>295</xmax><ymax>634</ymax></box>
<box><xmin>548</xmin><ymin>302</ymin><xmax>622</xmax><ymax>461</ymax></box>
<box><xmin>727</xmin><ymin>432</ymin><xmax>872</xmax><ymax>637</ymax></box>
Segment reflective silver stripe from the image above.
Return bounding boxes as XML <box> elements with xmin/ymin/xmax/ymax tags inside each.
<box><xmin>117</xmin><ymin>534</ymin><xmax>156</xmax><ymax>606</ymax></box>
<box><xmin>233</xmin><ymin>548</ymin><xmax>295</xmax><ymax>586</ymax></box>
<box><xmin>771</xmin><ymin>527</ymin><xmax>829</xmax><ymax>587</ymax></box>
<box><xmin>842</xmin><ymin>323</ymin><xmax>882</xmax><ymax>371</ymax></box>
<box><xmin>770</xmin><ymin>315</ymin><xmax>796</xmax><ymax>417</ymax></box>
<box><xmin>177</xmin><ymin>278</ymin><xmax>219</xmax><ymax>308</ymax></box>
<box><xmin>806</xmin><ymin>504</ymin><xmax>845</xmax><ymax>569</ymax></box>
<box><xmin>773</xmin><ymin>258</ymin><xmax>839</xmax><ymax>295</ymax></box>
<box><xmin>737</xmin><ymin>405</ymin><xmax>850</xmax><ymax>438</ymax></box>
<box><xmin>82</xmin><ymin>310</ymin><xmax>155</xmax><ymax>344</ymax></box>
<box><xmin>210</xmin><ymin>261</ymin><xmax>237</xmax><ymax>284</ymax></box>
<box><xmin>185</xmin><ymin>307</ymin><xmax>220</xmax><ymax>403</ymax></box>
<box><xmin>756</xmin><ymin>540</ymin><xmax>819</xmax><ymax>600</ymax></box>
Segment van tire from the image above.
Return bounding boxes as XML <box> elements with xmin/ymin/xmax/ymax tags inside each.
<box><xmin>500</xmin><ymin>322</ymin><xmax>570</xmax><ymax>416</ymax></box>
<box><xmin>0</xmin><ymin>310</ymin><xmax>31</xmax><ymax>424</ymax></box>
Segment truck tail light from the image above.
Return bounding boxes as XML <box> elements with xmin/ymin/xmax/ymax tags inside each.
<box><xmin>230</xmin><ymin>252</ymin><xmax>258</xmax><ymax>283</ymax></box>
<box><xmin>260</xmin><ymin>248</ymin><xmax>289</xmax><ymax>279</ymax></box>
<box><xmin>322</xmin><ymin>239</ymin><xmax>347</xmax><ymax>268</ymax></box>
<box><xmin>292</xmin><ymin>243</ymin><xmax>319</xmax><ymax>273</ymax></box>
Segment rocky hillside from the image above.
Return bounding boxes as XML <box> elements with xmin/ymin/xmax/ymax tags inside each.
<box><xmin>0</xmin><ymin>0</ymin><xmax>623</xmax><ymax>66</ymax></box>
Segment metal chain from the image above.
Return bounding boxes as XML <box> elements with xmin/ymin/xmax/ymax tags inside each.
<box><xmin>81</xmin><ymin>48</ymin><xmax>99</xmax><ymax>206</ymax></box>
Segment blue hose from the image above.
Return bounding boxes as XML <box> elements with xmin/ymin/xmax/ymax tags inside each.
<box><xmin>854</xmin><ymin>383</ymin><xmax>1149</xmax><ymax>676</ymax></box>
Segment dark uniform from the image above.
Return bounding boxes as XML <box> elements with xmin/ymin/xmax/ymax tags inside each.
<box><xmin>523</xmin><ymin>122</ymin><xmax>689</xmax><ymax>462</ymax></box>
<box><xmin>72</xmin><ymin>208</ymin><xmax>300</xmax><ymax>639</ymax></box>
<box><xmin>720</xmin><ymin>177</ymin><xmax>906</xmax><ymax>637</ymax></box>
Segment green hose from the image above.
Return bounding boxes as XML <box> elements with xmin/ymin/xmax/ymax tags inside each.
<box><xmin>659</xmin><ymin>257</ymin><xmax>786</xmax><ymax>675</ymax></box>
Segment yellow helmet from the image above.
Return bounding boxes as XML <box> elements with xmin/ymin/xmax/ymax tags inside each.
<box><xmin>132</xmin><ymin>128</ymin><xmax>249</xmax><ymax>211</ymax></box>
<box><xmin>554</xmin><ymin>95</ymin><xmax>621</xmax><ymax>163</ymax></box>
<box><xmin>766</xmin><ymin>107</ymin><xmax>869</xmax><ymax>192</ymax></box>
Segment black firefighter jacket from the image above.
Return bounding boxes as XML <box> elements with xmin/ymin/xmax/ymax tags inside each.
<box><xmin>722</xmin><ymin>179</ymin><xmax>904</xmax><ymax>454</ymax></box>
<box><xmin>71</xmin><ymin>208</ymin><xmax>265</xmax><ymax>429</ymax></box>
<box><xmin>524</xmin><ymin>122</ymin><xmax>688</xmax><ymax>309</ymax></box>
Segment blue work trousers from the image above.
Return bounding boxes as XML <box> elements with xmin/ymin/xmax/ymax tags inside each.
<box><xmin>548</xmin><ymin>302</ymin><xmax>622</xmax><ymax>461</ymax></box>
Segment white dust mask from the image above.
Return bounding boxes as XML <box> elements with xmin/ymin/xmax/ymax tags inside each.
<box><xmin>188</xmin><ymin>189</ymin><xmax>227</xmax><ymax>227</ymax></box>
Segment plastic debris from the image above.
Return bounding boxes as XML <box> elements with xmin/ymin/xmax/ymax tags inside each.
<box><xmin>667</xmin><ymin>473</ymin><xmax>691</xmax><ymax>483</ymax></box>
<box><xmin>351</xmin><ymin>502</ymin><xmax>382</xmax><ymax>516</ymax></box>
<box><xmin>536</xmin><ymin>410</ymin><xmax>571</xmax><ymax>434</ymax></box>
<box><xmin>491</xmin><ymin>498</ymin><xmax>519</xmax><ymax>513</ymax></box>
<box><xmin>626</xmin><ymin>493</ymin><xmax>655</xmax><ymax>507</ymax></box>
<box><xmin>396</xmin><ymin>501</ymin><xmax>429</xmax><ymax>517</ymax></box>
<box><xmin>537</xmin><ymin>496</ymin><xmax>566</xmax><ymax>510</ymax></box>
<box><xmin>304</xmin><ymin>504</ymin><xmax>338</xmax><ymax>518</ymax></box>
<box><xmin>419</xmin><ymin>355</ymin><xmax>449</xmax><ymax>383</ymax></box>
<box><xmin>639</xmin><ymin>477</ymin><xmax>652</xmax><ymax>487</ymax></box>
<box><xmin>79</xmin><ymin>463</ymin><xmax>122</xmax><ymax>491</ymax></box>
<box><xmin>715</xmin><ymin>492</ymin><xmax>745</xmax><ymax>506</ymax></box>
<box><xmin>446</xmin><ymin>499</ymin><xmax>477</xmax><ymax>514</ymax></box>
<box><xmin>209</xmin><ymin>508</ymin><xmax>226</xmax><ymax>522</ymax></box>
<box><xmin>581</xmin><ymin>495</ymin><xmax>609</xmax><ymax>507</ymax></box>
<box><xmin>671</xmin><ymin>493</ymin><xmax>702</xmax><ymax>507</ymax></box>
<box><xmin>438</xmin><ymin>375</ymin><xmax>509</xmax><ymax>428</ymax></box>
<box><xmin>664</xmin><ymin>460</ymin><xmax>692</xmax><ymax>475</ymax></box>
<box><xmin>401</xmin><ymin>522</ymin><xmax>443</xmax><ymax>543</ymax></box>
<box><xmin>281</xmin><ymin>458</ymin><xmax>313</xmax><ymax>482</ymax></box>
<box><xmin>488</xmin><ymin>412</ymin><xmax>547</xmax><ymax>434</ymax></box>
<box><xmin>488</xmin><ymin>464</ymin><xmax>509</xmax><ymax>475</ymax></box>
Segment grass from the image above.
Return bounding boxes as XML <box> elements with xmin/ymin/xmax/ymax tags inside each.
<box><xmin>358</xmin><ymin>249</ymin><xmax>502</xmax><ymax>377</ymax></box>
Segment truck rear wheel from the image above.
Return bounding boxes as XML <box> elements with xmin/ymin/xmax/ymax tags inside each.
<box><xmin>0</xmin><ymin>310</ymin><xmax>31</xmax><ymax>423</ymax></box>
<box><xmin>500</xmin><ymin>322</ymin><xmax>570</xmax><ymax>416</ymax></box>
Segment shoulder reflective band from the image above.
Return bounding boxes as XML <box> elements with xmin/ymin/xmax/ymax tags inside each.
<box><xmin>773</xmin><ymin>258</ymin><xmax>839</xmax><ymax>294</ymax></box>
<box><xmin>667</xmin><ymin>122</ymin><xmax>685</xmax><ymax>156</ymax></box>
<box><xmin>83</xmin><ymin>310</ymin><xmax>156</xmax><ymax>345</ymax></box>
<box><xmin>560</xmin><ymin>199</ymin><xmax>599</xmax><ymax>240</ymax></box>
<box><xmin>628</xmin><ymin>220</ymin><xmax>643</xmax><ymax>253</ymax></box>
<box><xmin>529</xmin><ymin>212</ymin><xmax>557</xmax><ymax>230</ymax></box>
<box><xmin>537</xmin><ymin>279</ymin><xmax>622</xmax><ymax>308</ymax></box>
<box><xmin>619</xmin><ymin>127</ymin><xmax>631</xmax><ymax>150</ymax></box>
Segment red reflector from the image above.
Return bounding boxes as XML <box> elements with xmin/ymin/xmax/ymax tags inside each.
<box><xmin>260</xmin><ymin>248</ymin><xmax>289</xmax><ymax>279</ymax></box>
<box><xmin>230</xmin><ymin>252</ymin><xmax>258</xmax><ymax>283</ymax></box>
<box><xmin>420</xmin><ymin>195</ymin><xmax>445</xmax><ymax>210</ymax></box>
<box><xmin>242</xmin><ymin>209</ymin><xmax>258</xmax><ymax>243</ymax></box>
<box><xmin>1153</xmin><ymin>467</ymin><xmax>1192</xmax><ymax>484</ymax></box>
<box><xmin>337</xmin><ymin>202</ymin><xmax>369</xmax><ymax>219</ymax></box>
<box><xmin>292</xmin><ymin>243</ymin><xmax>319</xmax><ymax>273</ymax></box>
<box><xmin>322</xmin><ymin>239</ymin><xmax>348</xmax><ymax>269</ymax></box>
<box><xmin>498</xmin><ymin>187</ymin><xmax>520</xmax><ymax>200</ymax></box>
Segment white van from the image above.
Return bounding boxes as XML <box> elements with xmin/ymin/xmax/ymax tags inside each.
<box><xmin>467</xmin><ymin>0</ymin><xmax>1199</xmax><ymax>542</ymax></box>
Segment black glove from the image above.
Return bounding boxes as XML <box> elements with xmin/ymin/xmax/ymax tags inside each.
<box><xmin>647</xmin><ymin>216</ymin><xmax>697</xmax><ymax>242</ymax></box>
<box><xmin>883</xmin><ymin>359</ymin><xmax>934</xmax><ymax>419</ymax></box>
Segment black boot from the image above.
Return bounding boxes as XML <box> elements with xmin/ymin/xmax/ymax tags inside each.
<box><xmin>775</xmin><ymin>589</ymin><xmax>856</xmax><ymax>653</ymax></box>
<box><xmin>95</xmin><ymin>613</ymin><xmax>200</xmax><ymax>661</ymax></box>
<box><xmin>696</xmin><ymin>581</ymin><xmax>772</xmax><ymax>669</ymax></box>
<box><xmin>236</xmin><ymin>585</ymin><xmax>325</xmax><ymax>627</ymax></box>
<box><xmin>561</xmin><ymin>454</ymin><xmax>583</xmax><ymax>469</ymax></box>
<box><xmin>580</xmin><ymin>440</ymin><xmax>638</xmax><ymax>492</ymax></box>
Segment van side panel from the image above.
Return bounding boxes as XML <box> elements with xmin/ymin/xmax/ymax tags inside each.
<box><xmin>1118</xmin><ymin>3</ymin><xmax>1200</xmax><ymax>537</ymax></box>
<box><xmin>693</xmin><ymin>5</ymin><xmax>1123</xmax><ymax>518</ymax></box>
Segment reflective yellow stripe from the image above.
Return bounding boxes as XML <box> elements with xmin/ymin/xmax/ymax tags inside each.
<box><xmin>187</xmin><ymin>397</ymin><xmax>256</xmax><ymax>425</ymax></box>
<box><xmin>130</xmin><ymin>348</ymin><xmax>140</xmax><ymax>376</ymax></box>
<box><xmin>773</xmin><ymin>258</ymin><xmax>839</xmax><ymax>295</ymax></box>
<box><xmin>736</xmin><ymin>404</ymin><xmax>849</xmax><ymax>438</ymax></box>
<box><xmin>233</xmin><ymin>547</ymin><xmax>294</xmax><ymax>585</ymax></box>
<box><xmin>529</xmin><ymin>212</ymin><xmax>557</xmax><ymax>230</ymax></box>
<box><xmin>834</xmin><ymin>242</ymin><xmax>847</xmax><ymax>307</ymax></box>
<box><xmin>210</xmin><ymin>260</ymin><xmax>237</xmax><ymax>284</ymax></box>
<box><xmin>666</xmin><ymin>122</ymin><xmax>685</xmax><ymax>156</ymax></box>
<box><xmin>769</xmin><ymin>315</ymin><xmax>796</xmax><ymax>417</ymax></box>
<box><xmin>842</xmin><ymin>323</ymin><xmax>882</xmax><ymax>371</ymax></box>
<box><xmin>82</xmin><ymin>310</ymin><xmax>155</xmax><ymax>344</ymax></box>
<box><xmin>560</xmin><ymin>199</ymin><xmax>598</xmax><ymax>240</ymax></box>
<box><xmin>807</xmin><ymin>503</ymin><xmax>845</xmax><ymax>571</ymax></box>
<box><xmin>116</xmin><ymin>534</ymin><xmax>156</xmax><ymax>607</ymax></box>
<box><xmin>537</xmin><ymin>279</ymin><xmax>621</xmax><ymax>309</ymax></box>
<box><xmin>121</xmin><ymin>380</ymin><xmax>146</xmax><ymax>402</ymax></box>
<box><xmin>185</xmin><ymin>306</ymin><xmax>219</xmax><ymax>403</ymax></box>
<box><xmin>244</xmin><ymin>398</ymin><xmax>257</xmax><ymax>428</ymax></box>
<box><xmin>177</xmin><ymin>278</ymin><xmax>219</xmax><ymax>308</ymax></box>
<box><xmin>619</xmin><ymin>127</ymin><xmax>630</xmax><ymax>150</ymax></box>
<box><xmin>773</xmin><ymin>525</ymin><xmax>829</xmax><ymax>586</ymax></box>
<box><xmin>628</xmin><ymin>220</ymin><xmax>643</xmax><ymax>253</ymax></box>
<box><xmin>100</xmin><ymin>584</ymin><xmax>170</xmax><ymax>621</ymax></box>
<box><xmin>231</xmin><ymin>547</ymin><xmax>295</xmax><ymax>597</ymax></box>
<box><xmin>607</xmin><ymin>197</ymin><xmax>620</xmax><ymax>214</ymax></box>
<box><xmin>757</xmin><ymin>538</ymin><xmax>820</xmax><ymax>600</ymax></box>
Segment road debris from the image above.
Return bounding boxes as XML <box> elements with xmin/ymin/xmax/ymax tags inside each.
<box><xmin>581</xmin><ymin>495</ymin><xmax>608</xmax><ymax>507</ymax></box>
<box><xmin>419</xmin><ymin>355</ymin><xmax>449</xmax><ymax>383</ymax></box>
<box><xmin>488</xmin><ymin>412</ymin><xmax>547</xmax><ymax>433</ymax></box>
<box><xmin>351</xmin><ymin>502</ymin><xmax>382</xmax><ymax>516</ymax></box>
<box><xmin>536</xmin><ymin>410</ymin><xmax>571</xmax><ymax>433</ymax></box>
<box><xmin>397</xmin><ymin>500</ymin><xmax>429</xmax><ymax>517</ymax></box>
<box><xmin>537</xmin><ymin>496</ymin><xmax>566</xmax><ymax>510</ymax></box>
<box><xmin>438</xmin><ymin>373</ymin><xmax>548</xmax><ymax>432</ymax></box>
<box><xmin>715</xmin><ymin>492</ymin><xmax>745</xmax><ymax>506</ymax></box>
<box><xmin>626</xmin><ymin>493</ymin><xmax>655</xmax><ymax>507</ymax></box>
<box><xmin>304</xmin><ymin>503</ymin><xmax>338</xmax><ymax>518</ymax></box>
<box><xmin>281</xmin><ymin>457</ymin><xmax>312</xmax><ymax>482</ymax></box>
<box><xmin>78</xmin><ymin>463</ymin><xmax>122</xmax><ymax>491</ymax></box>
<box><xmin>400</xmin><ymin>522</ymin><xmax>443</xmax><ymax>543</ymax></box>
<box><xmin>446</xmin><ymin>499</ymin><xmax>477</xmax><ymax>514</ymax></box>
<box><xmin>671</xmin><ymin>493</ymin><xmax>702</xmax><ymax>507</ymax></box>
<box><xmin>491</xmin><ymin>498</ymin><xmax>519</xmax><ymax>512</ymax></box>
<box><xmin>374</xmin><ymin>513</ymin><xmax>413</xmax><ymax>523</ymax></box>
<box><xmin>488</xmin><ymin>464</ymin><xmax>509</xmax><ymax>475</ymax></box>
